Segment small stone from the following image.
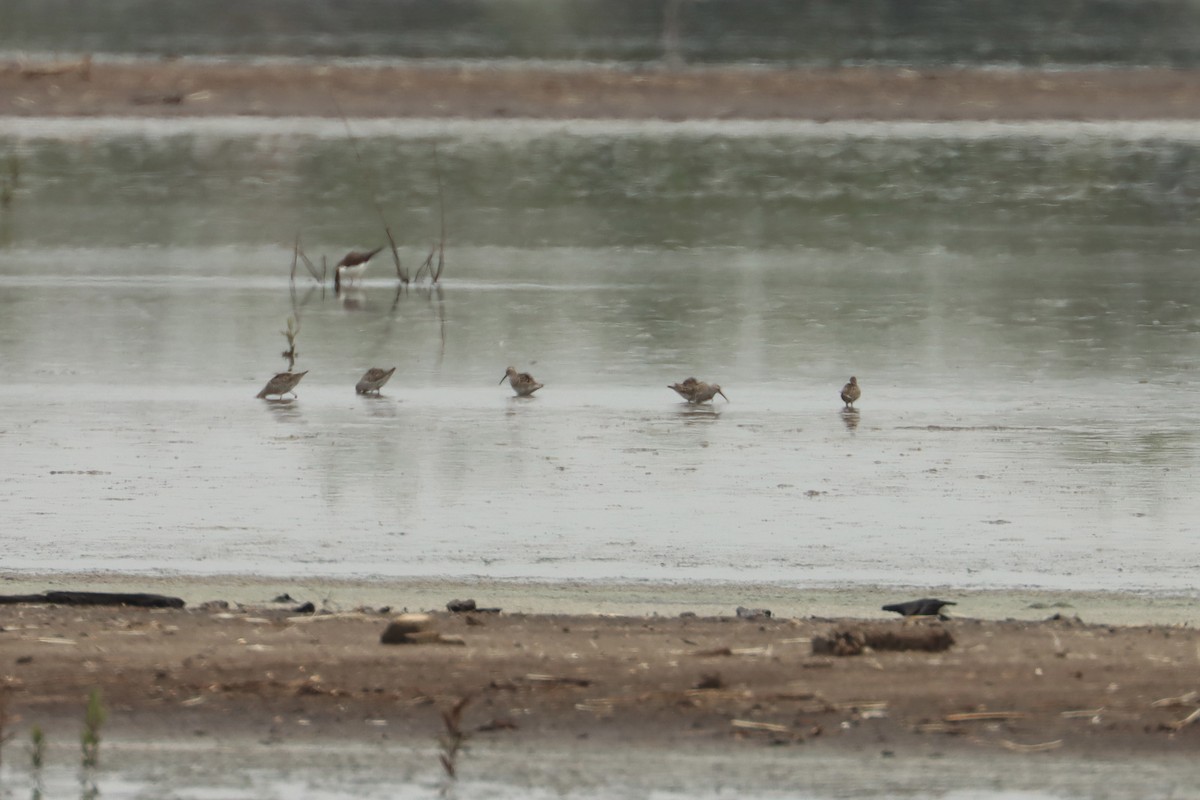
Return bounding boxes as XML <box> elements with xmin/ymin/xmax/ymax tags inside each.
<box><xmin>447</xmin><ymin>599</ymin><xmax>477</xmax><ymax>613</ymax></box>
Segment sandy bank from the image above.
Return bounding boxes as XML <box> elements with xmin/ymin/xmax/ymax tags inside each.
<box><xmin>5</xmin><ymin>60</ymin><xmax>1200</xmax><ymax>120</ymax></box>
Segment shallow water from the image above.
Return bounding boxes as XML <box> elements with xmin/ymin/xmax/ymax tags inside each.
<box><xmin>1</xmin><ymin>738</ymin><xmax>1196</xmax><ymax>800</ymax></box>
<box><xmin>1</xmin><ymin>118</ymin><xmax>1199</xmax><ymax>595</ymax></box>
<box><xmin>7</xmin><ymin>0</ymin><xmax>1200</xmax><ymax>68</ymax></box>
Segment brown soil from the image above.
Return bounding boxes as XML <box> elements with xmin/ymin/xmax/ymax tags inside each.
<box><xmin>5</xmin><ymin>59</ymin><xmax>1200</xmax><ymax>120</ymax></box>
<box><xmin>3</xmin><ymin>603</ymin><xmax>1198</xmax><ymax>757</ymax></box>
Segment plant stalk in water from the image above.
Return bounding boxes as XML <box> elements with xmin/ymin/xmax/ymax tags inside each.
<box><xmin>30</xmin><ymin>725</ymin><xmax>45</xmax><ymax>771</ymax></box>
<box><xmin>81</xmin><ymin>689</ymin><xmax>106</xmax><ymax>769</ymax></box>
<box><xmin>281</xmin><ymin>315</ymin><xmax>300</xmax><ymax>371</ymax></box>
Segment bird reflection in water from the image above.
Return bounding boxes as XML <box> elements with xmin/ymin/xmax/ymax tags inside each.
<box><xmin>840</xmin><ymin>408</ymin><xmax>860</xmax><ymax>431</ymax></box>
<box><xmin>264</xmin><ymin>399</ymin><xmax>305</xmax><ymax>423</ymax></box>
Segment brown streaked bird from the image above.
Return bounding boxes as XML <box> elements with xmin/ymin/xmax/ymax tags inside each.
<box><xmin>840</xmin><ymin>376</ymin><xmax>861</xmax><ymax>409</ymax></box>
<box><xmin>689</xmin><ymin>381</ymin><xmax>728</xmax><ymax>404</ymax></box>
<box><xmin>669</xmin><ymin>378</ymin><xmax>727</xmax><ymax>404</ymax></box>
<box><xmin>500</xmin><ymin>366</ymin><xmax>543</xmax><ymax>397</ymax></box>
<box><xmin>334</xmin><ymin>246</ymin><xmax>384</xmax><ymax>291</ymax></box>
<box><xmin>668</xmin><ymin>377</ymin><xmax>701</xmax><ymax>402</ymax></box>
<box><xmin>355</xmin><ymin>366</ymin><xmax>396</xmax><ymax>395</ymax></box>
<box><xmin>256</xmin><ymin>370</ymin><xmax>308</xmax><ymax>400</ymax></box>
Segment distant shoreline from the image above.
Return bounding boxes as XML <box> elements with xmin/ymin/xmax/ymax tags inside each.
<box><xmin>6</xmin><ymin>60</ymin><xmax>1200</xmax><ymax>120</ymax></box>
<box><xmin>3</xmin><ymin>572</ymin><xmax>1196</xmax><ymax>626</ymax></box>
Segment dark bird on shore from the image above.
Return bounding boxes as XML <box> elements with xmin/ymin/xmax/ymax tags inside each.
<box><xmin>882</xmin><ymin>598</ymin><xmax>956</xmax><ymax>618</ymax></box>
<box><xmin>355</xmin><ymin>366</ymin><xmax>396</xmax><ymax>395</ymax></box>
<box><xmin>334</xmin><ymin>246</ymin><xmax>384</xmax><ymax>291</ymax></box>
<box><xmin>500</xmin><ymin>366</ymin><xmax>543</xmax><ymax>397</ymax></box>
<box><xmin>840</xmin><ymin>376</ymin><xmax>861</xmax><ymax>409</ymax></box>
<box><xmin>256</xmin><ymin>370</ymin><xmax>308</xmax><ymax>400</ymax></box>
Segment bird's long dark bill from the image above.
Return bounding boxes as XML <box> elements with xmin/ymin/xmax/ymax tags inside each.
<box><xmin>498</xmin><ymin>374</ymin><xmax>508</xmax><ymax>385</ymax></box>
<box><xmin>718</xmin><ymin>390</ymin><xmax>729</xmax><ymax>402</ymax></box>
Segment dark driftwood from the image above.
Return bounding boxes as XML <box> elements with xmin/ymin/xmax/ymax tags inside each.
<box><xmin>812</xmin><ymin>624</ymin><xmax>954</xmax><ymax>656</ymax></box>
<box><xmin>0</xmin><ymin>591</ymin><xmax>185</xmax><ymax>608</ymax></box>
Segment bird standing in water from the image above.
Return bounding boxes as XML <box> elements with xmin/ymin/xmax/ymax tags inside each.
<box><xmin>668</xmin><ymin>377</ymin><xmax>701</xmax><ymax>402</ymax></box>
<box><xmin>334</xmin><ymin>247</ymin><xmax>383</xmax><ymax>291</ymax></box>
<box><xmin>257</xmin><ymin>370</ymin><xmax>308</xmax><ymax>400</ymax></box>
<box><xmin>840</xmin><ymin>376</ymin><xmax>861</xmax><ymax>409</ymax></box>
<box><xmin>355</xmin><ymin>367</ymin><xmax>396</xmax><ymax>395</ymax></box>
<box><xmin>669</xmin><ymin>378</ymin><xmax>727</xmax><ymax>404</ymax></box>
<box><xmin>500</xmin><ymin>366</ymin><xmax>543</xmax><ymax>397</ymax></box>
<box><xmin>689</xmin><ymin>382</ymin><xmax>728</xmax><ymax>404</ymax></box>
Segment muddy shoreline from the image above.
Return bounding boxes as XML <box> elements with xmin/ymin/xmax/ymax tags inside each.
<box><xmin>6</xmin><ymin>60</ymin><xmax>1200</xmax><ymax>120</ymax></box>
<box><xmin>2</xmin><ymin>600</ymin><xmax>1198</xmax><ymax>765</ymax></box>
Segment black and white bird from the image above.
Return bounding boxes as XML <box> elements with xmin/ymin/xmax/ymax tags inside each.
<box><xmin>334</xmin><ymin>247</ymin><xmax>384</xmax><ymax>291</ymax></box>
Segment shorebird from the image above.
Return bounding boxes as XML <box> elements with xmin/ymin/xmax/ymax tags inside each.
<box><xmin>882</xmin><ymin>598</ymin><xmax>956</xmax><ymax>618</ymax></box>
<box><xmin>689</xmin><ymin>382</ymin><xmax>728</xmax><ymax>404</ymax></box>
<box><xmin>500</xmin><ymin>366</ymin><xmax>543</xmax><ymax>397</ymax></box>
<box><xmin>334</xmin><ymin>246</ymin><xmax>383</xmax><ymax>291</ymax></box>
<box><xmin>256</xmin><ymin>370</ymin><xmax>308</xmax><ymax>400</ymax></box>
<box><xmin>840</xmin><ymin>376</ymin><xmax>861</xmax><ymax>409</ymax></box>
<box><xmin>355</xmin><ymin>366</ymin><xmax>396</xmax><ymax>395</ymax></box>
<box><xmin>669</xmin><ymin>378</ymin><xmax>727</xmax><ymax>404</ymax></box>
<box><xmin>668</xmin><ymin>377</ymin><xmax>701</xmax><ymax>402</ymax></box>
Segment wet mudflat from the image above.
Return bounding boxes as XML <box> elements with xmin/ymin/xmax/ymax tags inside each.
<box><xmin>2</xmin><ymin>604</ymin><xmax>1200</xmax><ymax>799</ymax></box>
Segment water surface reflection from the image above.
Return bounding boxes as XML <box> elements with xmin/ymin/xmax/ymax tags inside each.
<box><xmin>1</xmin><ymin>120</ymin><xmax>1198</xmax><ymax>592</ymax></box>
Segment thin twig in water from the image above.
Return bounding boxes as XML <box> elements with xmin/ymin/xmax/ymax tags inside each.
<box><xmin>432</xmin><ymin>141</ymin><xmax>446</xmax><ymax>283</ymax></box>
<box><xmin>296</xmin><ymin>240</ymin><xmax>322</xmax><ymax>283</ymax></box>
<box><xmin>290</xmin><ymin>232</ymin><xmax>299</xmax><ymax>285</ymax></box>
<box><xmin>438</xmin><ymin>694</ymin><xmax>473</xmax><ymax>780</ymax></box>
<box><xmin>414</xmin><ymin>245</ymin><xmax>435</xmax><ymax>283</ymax></box>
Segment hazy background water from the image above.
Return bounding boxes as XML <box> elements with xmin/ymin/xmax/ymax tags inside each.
<box><xmin>7</xmin><ymin>0</ymin><xmax>1200</xmax><ymax>68</ymax></box>
<box><xmin>1</xmin><ymin>118</ymin><xmax>1198</xmax><ymax>593</ymax></box>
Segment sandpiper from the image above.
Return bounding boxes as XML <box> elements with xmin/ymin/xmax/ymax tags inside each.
<box><xmin>500</xmin><ymin>366</ymin><xmax>543</xmax><ymax>397</ymax></box>
<box><xmin>669</xmin><ymin>378</ymin><xmax>727</xmax><ymax>404</ymax></box>
<box><xmin>689</xmin><ymin>382</ymin><xmax>728</xmax><ymax>404</ymax></box>
<box><xmin>355</xmin><ymin>366</ymin><xmax>396</xmax><ymax>395</ymax></box>
<box><xmin>668</xmin><ymin>377</ymin><xmax>701</xmax><ymax>402</ymax></box>
<box><xmin>840</xmin><ymin>376</ymin><xmax>861</xmax><ymax>409</ymax></box>
<box><xmin>256</xmin><ymin>370</ymin><xmax>308</xmax><ymax>400</ymax></box>
<box><xmin>334</xmin><ymin>246</ymin><xmax>383</xmax><ymax>291</ymax></box>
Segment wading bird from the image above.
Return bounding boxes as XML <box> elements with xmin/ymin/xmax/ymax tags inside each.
<box><xmin>355</xmin><ymin>367</ymin><xmax>396</xmax><ymax>395</ymax></box>
<box><xmin>668</xmin><ymin>377</ymin><xmax>701</xmax><ymax>402</ymax></box>
<box><xmin>257</xmin><ymin>370</ymin><xmax>308</xmax><ymax>400</ymax></box>
<box><xmin>669</xmin><ymin>378</ymin><xmax>727</xmax><ymax>404</ymax></box>
<box><xmin>500</xmin><ymin>366</ymin><xmax>543</xmax><ymax>397</ymax></box>
<box><xmin>840</xmin><ymin>376</ymin><xmax>861</xmax><ymax>409</ymax></box>
<box><xmin>334</xmin><ymin>247</ymin><xmax>384</xmax><ymax>291</ymax></box>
